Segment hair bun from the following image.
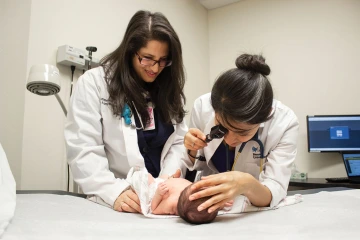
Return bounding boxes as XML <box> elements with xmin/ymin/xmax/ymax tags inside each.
<box><xmin>235</xmin><ymin>54</ymin><xmax>271</xmax><ymax>76</ymax></box>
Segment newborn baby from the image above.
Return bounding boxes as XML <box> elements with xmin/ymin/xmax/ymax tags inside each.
<box><xmin>126</xmin><ymin>167</ymin><xmax>191</xmax><ymax>217</ymax></box>
<box><xmin>126</xmin><ymin>168</ymin><xmax>303</xmax><ymax>222</ymax></box>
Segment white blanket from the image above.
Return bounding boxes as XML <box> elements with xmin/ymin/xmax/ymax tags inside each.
<box><xmin>126</xmin><ymin>167</ymin><xmax>166</xmax><ymax>217</ymax></box>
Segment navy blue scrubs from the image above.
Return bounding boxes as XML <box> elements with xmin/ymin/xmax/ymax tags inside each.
<box><xmin>211</xmin><ymin>143</ymin><xmax>235</xmax><ymax>173</ymax></box>
<box><xmin>134</xmin><ymin>107</ymin><xmax>174</xmax><ymax>177</ymax></box>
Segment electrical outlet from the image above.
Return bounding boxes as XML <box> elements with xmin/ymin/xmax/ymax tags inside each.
<box><xmin>291</xmin><ymin>172</ymin><xmax>307</xmax><ymax>180</ymax></box>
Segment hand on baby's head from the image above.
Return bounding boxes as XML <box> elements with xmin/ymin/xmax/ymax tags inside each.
<box><xmin>177</xmin><ymin>184</ymin><xmax>218</xmax><ymax>224</ymax></box>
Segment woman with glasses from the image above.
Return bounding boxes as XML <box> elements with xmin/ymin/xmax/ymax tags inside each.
<box><xmin>183</xmin><ymin>53</ymin><xmax>299</xmax><ymax>214</ymax></box>
<box><xmin>65</xmin><ymin>10</ymin><xmax>187</xmax><ymax>213</ymax></box>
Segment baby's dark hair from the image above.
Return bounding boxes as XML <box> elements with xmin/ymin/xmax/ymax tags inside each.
<box><xmin>211</xmin><ymin>53</ymin><xmax>273</xmax><ymax>127</ymax></box>
<box><xmin>177</xmin><ymin>184</ymin><xmax>218</xmax><ymax>224</ymax></box>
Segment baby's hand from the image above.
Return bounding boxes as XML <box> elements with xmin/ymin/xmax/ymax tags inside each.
<box><xmin>157</xmin><ymin>182</ymin><xmax>169</xmax><ymax>196</ymax></box>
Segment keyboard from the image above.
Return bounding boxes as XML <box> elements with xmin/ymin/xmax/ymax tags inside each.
<box><xmin>325</xmin><ymin>177</ymin><xmax>349</xmax><ymax>183</ymax></box>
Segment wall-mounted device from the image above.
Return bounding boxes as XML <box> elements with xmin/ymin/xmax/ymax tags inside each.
<box><xmin>86</xmin><ymin>46</ymin><xmax>97</xmax><ymax>70</ymax></box>
<box><xmin>56</xmin><ymin>45</ymin><xmax>100</xmax><ymax>70</ymax></box>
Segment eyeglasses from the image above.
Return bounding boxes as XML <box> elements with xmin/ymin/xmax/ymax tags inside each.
<box><xmin>135</xmin><ymin>52</ymin><xmax>172</xmax><ymax>68</ymax></box>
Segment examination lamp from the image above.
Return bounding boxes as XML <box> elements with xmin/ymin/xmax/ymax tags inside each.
<box><xmin>26</xmin><ymin>63</ymin><xmax>73</xmax><ymax>192</ymax></box>
<box><xmin>26</xmin><ymin>64</ymin><xmax>67</xmax><ymax>116</ymax></box>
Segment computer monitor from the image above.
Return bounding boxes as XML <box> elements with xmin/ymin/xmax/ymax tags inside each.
<box><xmin>307</xmin><ymin>115</ymin><xmax>360</xmax><ymax>152</ymax></box>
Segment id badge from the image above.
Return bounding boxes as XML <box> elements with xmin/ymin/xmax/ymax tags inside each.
<box><xmin>144</xmin><ymin>103</ymin><xmax>155</xmax><ymax>131</ymax></box>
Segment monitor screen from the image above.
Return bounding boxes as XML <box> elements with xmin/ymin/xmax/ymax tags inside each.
<box><xmin>342</xmin><ymin>153</ymin><xmax>360</xmax><ymax>177</ymax></box>
<box><xmin>307</xmin><ymin>115</ymin><xmax>360</xmax><ymax>152</ymax></box>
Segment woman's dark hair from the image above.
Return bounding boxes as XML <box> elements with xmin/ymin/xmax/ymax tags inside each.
<box><xmin>100</xmin><ymin>10</ymin><xmax>186</xmax><ymax>124</ymax></box>
<box><xmin>177</xmin><ymin>184</ymin><xmax>218</xmax><ymax>224</ymax></box>
<box><xmin>211</xmin><ymin>54</ymin><xmax>273</xmax><ymax>128</ymax></box>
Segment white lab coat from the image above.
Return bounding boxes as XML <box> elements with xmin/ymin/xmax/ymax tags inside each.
<box><xmin>183</xmin><ymin>93</ymin><xmax>299</xmax><ymax>207</ymax></box>
<box><xmin>0</xmin><ymin>143</ymin><xmax>16</xmax><ymax>237</ymax></box>
<box><xmin>64</xmin><ymin>67</ymin><xmax>188</xmax><ymax>207</ymax></box>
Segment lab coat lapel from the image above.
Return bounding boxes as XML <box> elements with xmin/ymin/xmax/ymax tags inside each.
<box><xmin>232</xmin><ymin>145</ymin><xmax>243</xmax><ymax>170</ymax></box>
<box><xmin>231</xmin><ymin>124</ymin><xmax>265</xmax><ymax>171</ymax></box>
<box><xmin>203</xmin><ymin>117</ymin><xmax>222</xmax><ymax>169</ymax></box>
<box><xmin>121</xmin><ymin>115</ymin><xmax>144</xmax><ymax>168</ymax></box>
<box><xmin>160</xmin><ymin>119</ymin><xmax>176</xmax><ymax>161</ymax></box>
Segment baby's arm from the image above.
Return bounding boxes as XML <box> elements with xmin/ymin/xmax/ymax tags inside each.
<box><xmin>151</xmin><ymin>182</ymin><xmax>169</xmax><ymax>211</ymax></box>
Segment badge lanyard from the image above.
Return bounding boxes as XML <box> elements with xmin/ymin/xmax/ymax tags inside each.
<box><xmin>228</xmin><ymin>131</ymin><xmax>266</xmax><ymax>173</ymax></box>
<box><xmin>122</xmin><ymin>101</ymin><xmax>155</xmax><ymax>131</ymax></box>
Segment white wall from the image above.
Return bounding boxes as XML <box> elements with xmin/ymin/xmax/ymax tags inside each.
<box><xmin>0</xmin><ymin>0</ymin><xmax>32</xmax><ymax>189</ymax></box>
<box><xmin>19</xmin><ymin>0</ymin><xmax>209</xmax><ymax>190</ymax></box>
<box><xmin>208</xmin><ymin>0</ymin><xmax>360</xmax><ymax>177</ymax></box>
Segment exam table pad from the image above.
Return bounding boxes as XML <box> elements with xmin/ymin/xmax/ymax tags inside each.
<box><xmin>3</xmin><ymin>189</ymin><xmax>360</xmax><ymax>240</ymax></box>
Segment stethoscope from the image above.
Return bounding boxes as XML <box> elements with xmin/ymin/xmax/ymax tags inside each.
<box><xmin>226</xmin><ymin>130</ymin><xmax>266</xmax><ymax>173</ymax></box>
<box><xmin>121</xmin><ymin>101</ymin><xmax>144</xmax><ymax>130</ymax></box>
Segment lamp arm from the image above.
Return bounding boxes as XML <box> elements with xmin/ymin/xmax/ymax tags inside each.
<box><xmin>55</xmin><ymin>93</ymin><xmax>67</xmax><ymax>116</ymax></box>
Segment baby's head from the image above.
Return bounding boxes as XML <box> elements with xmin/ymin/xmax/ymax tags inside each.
<box><xmin>177</xmin><ymin>184</ymin><xmax>218</xmax><ymax>224</ymax></box>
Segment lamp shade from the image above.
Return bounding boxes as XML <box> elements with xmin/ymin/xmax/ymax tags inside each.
<box><xmin>26</xmin><ymin>64</ymin><xmax>60</xmax><ymax>96</ymax></box>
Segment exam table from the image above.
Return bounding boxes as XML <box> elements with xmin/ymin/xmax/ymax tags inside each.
<box><xmin>3</xmin><ymin>187</ymin><xmax>359</xmax><ymax>240</ymax></box>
